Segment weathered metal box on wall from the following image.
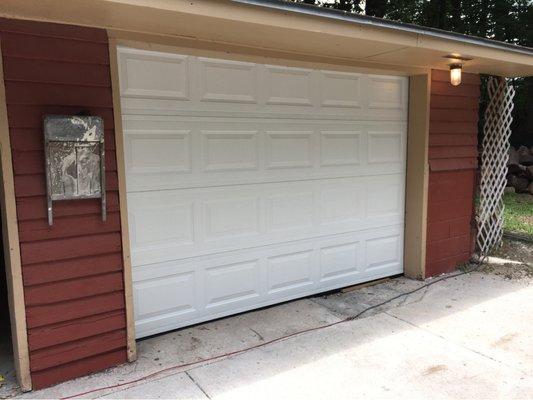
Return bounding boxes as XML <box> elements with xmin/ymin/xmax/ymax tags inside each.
<box><xmin>44</xmin><ymin>115</ymin><xmax>106</xmax><ymax>225</ymax></box>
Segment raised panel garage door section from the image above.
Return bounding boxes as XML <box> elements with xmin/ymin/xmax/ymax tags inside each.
<box><xmin>117</xmin><ymin>47</ymin><xmax>408</xmax><ymax>338</ymax></box>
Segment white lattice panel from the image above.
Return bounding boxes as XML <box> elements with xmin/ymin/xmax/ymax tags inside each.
<box><xmin>477</xmin><ymin>77</ymin><xmax>515</xmax><ymax>256</ymax></box>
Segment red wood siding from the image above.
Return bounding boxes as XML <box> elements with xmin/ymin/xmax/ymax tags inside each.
<box><xmin>426</xmin><ymin>69</ymin><xmax>479</xmax><ymax>277</ymax></box>
<box><xmin>0</xmin><ymin>18</ymin><xmax>127</xmax><ymax>389</ymax></box>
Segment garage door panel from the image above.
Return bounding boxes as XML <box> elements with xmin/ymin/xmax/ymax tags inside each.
<box><xmin>132</xmin><ymin>225</ymin><xmax>403</xmax><ymax>338</ymax></box>
<box><xmin>265</xmin><ymin>130</ymin><xmax>314</xmax><ymax>169</ymax></box>
<box><xmin>128</xmin><ymin>175</ymin><xmax>404</xmax><ymax>267</ymax></box>
<box><xmin>119</xmin><ymin>47</ymin><xmax>407</xmax><ymax>338</ymax></box>
<box><xmin>367</xmin><ymin>174</ymin><xmax>405</xmax><ymax>216</ymax></box>
<box><xmin>118</xmin><ymin>47</ymin><xmax>407</xmax><ymax>120</ymax></box>
<box><xmin>263</xmin><ymin>65</ymin><xmax>314</xmax><ymax>106</ymax></box>
<box><xmin>198</xmin><ymin>57</ymin><xmax>258</xmax><ymax>104</ymax></box>
<box><xmin>267</xmin><ymin>191</ymin><xmax>314</xmax><ymax>232</ymax></box>
<box><xmin>319</xmin><ymin>130</ymin><xmax>362</xmax><ymax>166</ymax></box>
<box><xmin>319</xmin><ymin>241</ymin><xmax>362</xmax><ymax>282</ymax></box>
<box><xmin>367</xmin><ymin>75</ymin><xmax>406</xmax><ymax>110</ymax></box>
<box><xmin>201</xmin><ymin>130</ymin><xmax>259</xmax><ymax>172</ymax></box>
<box><xmin>368</xmin><ymin>130</ymin><xmax>404</xmax><ymax>164</ymax></box>
<box><xmin>121</xmin><ymin>98</ymin><xmax>408</xmax><ymax>120</ymax></box>
<box><xmin>123</xmin><ymin>117</ymin><xmax>406</xmax><ymax>192</ymax></box>
<box><xmin>266</xmin><ymin>250</ymin><xmax>315</xmax><ymax>295</ymax></box>
<box><xmin>203</xmin><ymin>196</ymin><xmax>261</xmax><ymax>240</ymax></box>
<box><xmin>320</xmin><ymin>70</ymin><xmax>362</xmax><ymax>109</ymax></box>
<box><xmin>119</xmin><ymin>48</ymin><xmax>190</xmax><ymax>100</ymax></box>
<box><xmin>366</xmin><ymin>234</ymin><xmax>403</xmax><ymax>273</ymax></box>
<box><xmin>204</xmin><ymin>259</ymin><xmax>261</xmax><ymax>310</ymax></box>
<box><xmin>125</xmin><ymin>130</ymin><xmax>192</xmax><ymax>177</ymax></box>
<box><xmin>319</xmin><ymin>183</ymin><xmax>364</xmax><ymax>225</ymax></box>
<box><xmin>133</xmin><ymin>271</ymin><xmax>197</xmax><ymax>322</ymax></box>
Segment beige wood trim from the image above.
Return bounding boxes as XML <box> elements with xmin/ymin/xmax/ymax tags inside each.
<box><xmin>108</xmin><ymin>37</ymin><xmax>137</xmax><ymax>362</ymax></box>
<box><xmin>0</xmin><ymin>41</ymin><xmax>31</xmax><ymax>391</ymax></box>
<box><xmin>403</xmin><ymin>72</ymin><xmax>431</xmax><ymax>279</ymax></box>
<box><xmin>108</xmin><ymin>32</ymin><xmax>419</xmax><ymax>77</ymax></box>
<box><xmin>0</xmin><ymin>0</ymin><xmax>531</xmax><ymax>77</ymax></box>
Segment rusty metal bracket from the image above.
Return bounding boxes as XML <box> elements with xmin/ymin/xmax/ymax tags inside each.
<box><xmin>43</xmin><ymin>115</ymin><xmax>106</xmax><ymax>226</ymax></box>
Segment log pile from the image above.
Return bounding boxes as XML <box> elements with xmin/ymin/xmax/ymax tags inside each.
<box><xmin>506</xmin><ymin>146</ymin><xmax>533</xmax><ymax>194</ymax></box>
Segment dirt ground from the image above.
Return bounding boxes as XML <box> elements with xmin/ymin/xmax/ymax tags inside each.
<box><xmin>477</xmin><ymin>237</ymin><xmax>533</xmax><ymax>280</ymax></box>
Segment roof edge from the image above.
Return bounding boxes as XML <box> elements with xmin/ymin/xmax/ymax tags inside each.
<box><xmin>233</xmin><ymin>0</ymin><xmax>533</xmax><ymax>57</ymax></box>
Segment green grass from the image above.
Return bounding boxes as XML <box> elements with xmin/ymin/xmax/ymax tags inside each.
<box><xmin>503</xmin><ymin>192</ymin><xmax>533</xmax><ymax>237</ymax></box>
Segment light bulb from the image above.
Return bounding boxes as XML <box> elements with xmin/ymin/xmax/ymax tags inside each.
<box><xmin>450</xmin><ymin>64</ymin><xmax>462</xmax><ymax>86</ymax></box>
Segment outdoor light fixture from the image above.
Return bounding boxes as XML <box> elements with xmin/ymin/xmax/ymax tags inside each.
<box><xmin>449</xmin><ymin>64</ymin><xmax>462</xmax><ymax>86</ymax></box>
<box><xmin>443</xmin><ymin>54</ymin><xmax>471</xmax><ymax>87</ymax></box>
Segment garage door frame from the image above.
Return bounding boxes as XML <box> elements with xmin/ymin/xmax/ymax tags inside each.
<box><xmin>107</xmin><ymin>36</ymin><xmax>430</xmax><ymax>360</ymax></box>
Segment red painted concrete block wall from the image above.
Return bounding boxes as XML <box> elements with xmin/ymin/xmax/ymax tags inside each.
<box><xmin>426</xmin><ymin>70</ymin><xmax>480</xmax><ymax>277</ymax></box>
<box><xmin>0</xmin><ymin>18</ymin><xmax>128</xmax><ymax>389</ymax></box>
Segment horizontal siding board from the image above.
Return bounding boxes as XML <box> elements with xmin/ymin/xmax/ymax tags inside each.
<box><xmin>31</xmin><ymin>349</ymin><xmax>127</xmax><ymax>390</ymax></box>
<box><xmin>427</xmin><ymin>220</ymin><xmax>451</xmax><ymax>243</ymax></box>
<box><xmin>429</xmin><ymin>158</ymin><xmax>477</xmax><ymax>171</ymax></box>
<box><xmin>22</xmin><ymin>253</ymin><xmax>123</xmax><ymax>286</ymax></box>
<box><xmin>0</xmin><ymin>31</ymin><xmax>109</xmax><ymax>64</ymax></box>
<box><xmin>427</xmin><ymin>201</ymin><xmax>474</xmax><ymax>241</ymax></box>
<box><xmin>429</xmin><ymin>134</ymin><xmax>477</xmax><ymax>147</ymax></box>
<box><xmin>25</xmin><ymin>291</ymin><xmax>125</xmax><ymax>328</ymax></box>
<box><xmin>7</xmin><ymin>105</ymin><xmax>114</xmax><ymax>128</ymax></box>
<box><xmin>427</xmin><ymin>217</ymin><xmax>471</xmax><ymax>243</ymax></box>
<box><xmin>431</xmin><ymin>81</ymin><xmax>480</xmax><ymax>97</ymax></box>
<box><xmin>428</xmin><ymin>146</ymin><xmax>478</xmax><ymax>159</ymax></box>
<box><xmin>428</xmin><ymin>170</ymin><xmax>474</xmax><ymax>202</ymax></box>
<box><xmin>19</xmin><ymin>211</ymin><xmax>121</xmax><ymax>243</ymax></box>
<box><xmin>429</xmin><ymin>121</ymin><xmax>477</xmax><ymax>135</ymax></box>
<box><xmin>429</xmin><ymin>169</ymin><xmax>475</xmax><ymax>183</ymax></box>
<box><xmin>0</xmin><ymin>17</ymin><xmax>108</xmax><ymax>43</ymax></box>
<box><xmin>430</xmin><ymin>108</ymin><xmax>479</xmax><ymax>123</ymax></box>
<box><xmin>429</xmin><ymin>183</ymin><xmax>475</xmax><ymax>203</ymax></box>
<box><xmin>28</xmin><ymin>310</ymin><xmax>126</xmax><ymax>351</ymax></box>
<box><xmin>3</xmin><ymin>57</ymin><xmax>111</xmax><ymax>87</ymax></box>
<box><xmin>426</xmin><ymin>234</ymin><xmax>471</xmax><ymax>262</ymax></box>
<box><xmin>430</xmin><ymin>94</ymin><xmax>479</xmax><ymax>110</ymax></box>
<box><xmin>4</xmin><ymin>81</ymin><xmax>113</xmax><ymax>107</ymax></box>
<box><xmin>25</xmin><ymin>272</ymin><xmax>124</xmax><ymax>306</ymax></box>
<box><xmin>425</xmin><ymin>251</ymin><xmax>471</xmax><ymax>278</ymax></box>
<box><xmin>449</xmin><ymin>217</ymin><xmax>472</xmax><ymax>237</ymax></box>
<box><xmin>30</xmin><ymin>330</ymin><xmax>126</xmax><ymax>372</ymax></box>
<box><xmin>16</xmin><ymin>192</ymin><xmax>119</xmax><ymax>221</ymax></box>
<box><xmin>20</xmin><ymin>232</ymin><xmax>122</xmax><ymax>265</ymax></box>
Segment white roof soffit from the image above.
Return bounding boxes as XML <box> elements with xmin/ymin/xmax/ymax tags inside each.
<box><xmin>0</xmin><ymin>0</ymin><xmax>532</xmax><ymax>77</ymax></box>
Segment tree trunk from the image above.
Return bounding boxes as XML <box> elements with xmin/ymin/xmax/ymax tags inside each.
<box><xmin>450</xmin><ymin>0</ymin><xmax>463</xmax><ymax>32</ymax></box>
<box><xmin>365</xmin><ymin>0</ymin><xmax>387</xmax><ymax>17</ymax></box>
<box><xmin>438</xmin><ymin>0</ymin><xmax>447</xmax><ymax>29</ymax></box>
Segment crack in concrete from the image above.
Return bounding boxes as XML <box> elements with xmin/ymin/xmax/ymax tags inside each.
<box><xmin>399</xmin><ymin>286</ymin><xmax>429</xmax><ymax>307</ymax></box>
<box><xmin>185</xmin><ymin>370</ymin><xmax>212</xmax><ymax>399</ymax></box>
<box><xmin>249</xmin><ymin>328</ymin><xmax>265</xmax><ymax>342</ymax></box>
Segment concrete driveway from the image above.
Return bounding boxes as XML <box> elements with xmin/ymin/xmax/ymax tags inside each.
<box><xmin>12</xmin><ymin>269</ymin><xmax>533</xmax><ymax>400</ymax></box>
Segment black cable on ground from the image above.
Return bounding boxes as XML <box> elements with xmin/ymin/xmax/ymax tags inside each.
<box><xmin>503</xmin><ymin>231</ymin><xmax>533</xmax><ymax>244</ymax></box>
<box><xmin>61</xmin><ymin>262</ymin><xmax>483</xmax><ymax>400</ymax></box>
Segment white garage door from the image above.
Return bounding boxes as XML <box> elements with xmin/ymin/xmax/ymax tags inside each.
<box><xmin>118</xmin><ymin>47</ymin><xmax>408</xmax><ymax>338</ymax></box>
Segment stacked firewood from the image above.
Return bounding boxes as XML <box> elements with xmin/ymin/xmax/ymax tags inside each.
<box><xmin>507</xmin><ymin>146</ymin><xmax>533</xmax><ymax>194</ymax></box>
